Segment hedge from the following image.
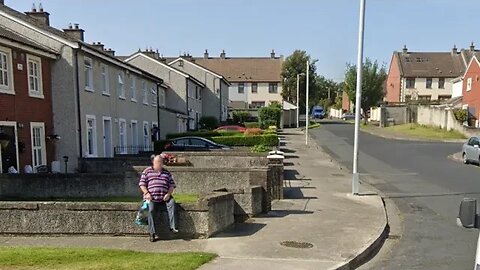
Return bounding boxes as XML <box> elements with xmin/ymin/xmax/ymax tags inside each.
<box><xmin>165</xmin><ymin>131</ymin><xmax>221</xmax><ymax>140</ymax></box>
<box><xmin>244</xmin><ymin>122</ymin><xmax>260</xmax><ymax>128</ymax></box>
<box><xmin>154</xmin><ymin>140</ymin><xmax>169</xmax><ymax>152</ymax></box>
<box><xmin>211</xmin><ymin>134</ymin><xmax>279</xmax><ymax>147</ymax></box>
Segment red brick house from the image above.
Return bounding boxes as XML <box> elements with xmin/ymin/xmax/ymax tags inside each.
<box><xmin>342</xmin><ymin>91</ymin><xmax>351</xmax><ymax>112</ymax></box>
<box><xmin>462</xmin><ymin>54</ymin><xmax>480</xmax><ymax>127</ymax></box>
<box><xmin>0</xmin><ymin>26</ymin><xmax>57</xmax><ymax>173</ymax></box>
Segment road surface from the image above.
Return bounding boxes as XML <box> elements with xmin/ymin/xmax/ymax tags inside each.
<box><xmin>310</xmin><ymin>120</ymin><xmax>480</xmax><ymax>270</ymax></box>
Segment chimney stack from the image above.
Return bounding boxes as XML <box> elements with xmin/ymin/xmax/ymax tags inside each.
<box><xmin>63</xmin><ymin>23</ymin><xmax>85</xmax><ymax>41</ymax></box>
<box><xmin>0</xmin><ymin>0</ymin><xmax>4</xmax><ymax>5</ymax></box>
<box><xmin>271</xmin><ymin>49</ymin><xmax>276</xmax><ymax>58</ymax></box>
<box><xmin>402</xmin><ymin>45</ymin><xmax>408</xmax><ymax>54</ymax></box>
<box><xmin>204</xmin><ymin>49</ymin><xmax>209</xmax><ymax>59</ymax></box>
<box><xmin>25</xmin><ymin>3</ymin><xmax>50</xmax><ymax>26</ymax></box>
<box><xmin>91</xmin><ymin>42</ymin><xmax>104</xmax><ymax>51</ymax></box>
<box><xmin>103</xmin><ymin>48</ymin><xmax>115</xmax><ymax>57</ymax></box>
<box><xmin>452</xmin><ymin>44</ymin><xmax>458</xmax><ymax>55</ymax></box>
<box><xmin>220</xmin><ymin>50</ymin><xmax>226</xmax><ymax>59</ymax></box>
<box><xmin>470</xmin><ymin>42</ymin><xmax>475</xmax><ymax>52</ymax></box>
<box><xmin>141</xmin><ymin>47</ymin><xmax>159</xmax><ymax>59</ymax></box>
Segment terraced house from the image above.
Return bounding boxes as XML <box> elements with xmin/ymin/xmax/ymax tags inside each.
<box><xmin>0</xmin><ymin>25</ymin><xmax>57</xmax><ymax>173</ymax></box>
<box><xmin>0</xmin><ymin>3</ymin><xmax>186</xmax><ymax>172</ymax></box>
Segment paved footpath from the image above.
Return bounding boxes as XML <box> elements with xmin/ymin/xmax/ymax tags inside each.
<box><xmin>0</xmin><ymin>130</ymin><xmax>387</xmax><ymax>270</ymax></box>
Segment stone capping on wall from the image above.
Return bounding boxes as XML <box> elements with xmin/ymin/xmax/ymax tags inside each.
<box><xmin>0</xmin><ymin>192</ymin><xmax>234</xmax><ymax>238</ymax></box>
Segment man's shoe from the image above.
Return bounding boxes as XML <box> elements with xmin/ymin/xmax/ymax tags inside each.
<box><xmin>170</xmin><ymin>228</ymin><xmax>179</xmax><ymax>234</ymax></box>
<box><xmin>149</xmin><ymin>234</ymin><xmax>157</xmax><ymax>242</ymax></box>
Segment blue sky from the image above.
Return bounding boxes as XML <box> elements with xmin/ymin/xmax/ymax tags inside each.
<box><xmin>7</xmin><ymin>0</ymin><xmax>480</xmax><ymax>81</ymax></box>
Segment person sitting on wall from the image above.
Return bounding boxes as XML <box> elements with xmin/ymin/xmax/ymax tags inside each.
<box><xmin>139</xmin><ymin>155</ymin><xmax>178</xmax><ymax>242</ymax></box>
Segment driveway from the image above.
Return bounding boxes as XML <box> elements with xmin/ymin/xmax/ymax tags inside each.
<box><xmin>311</xmin><ymin>120</ymin><xmax>480</xmax><ymax>270</ymax></box>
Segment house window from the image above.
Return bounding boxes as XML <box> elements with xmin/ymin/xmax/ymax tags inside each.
<box><xmin>84</xmin><ymin>57</ymin><xmax>93</xmax><ymax>91</ymax></box>
<box><xmin>438</xmin><ymin>78</ymin><xmax>445</xmax><ymax>89</ymax></box>
<box><xmin>405</xmin><ymin>95</ymin><xmax>412</xmax><ymax>102</ymax></box>
<box><xmin>269</xmin><ymin>83</ymin><xmax>278</xmax><ymax>93</ymax></box>
<box><xmin>188</xmin><ymin>84</ymin><xmax>194</xmax><ymax>98</ymax></box>
<box><xmin>143</xmin><ymin>122</ymin><xmax>150</xmax><ymax>150</ymax></box>
<box><xmin>117</xmin><ymin>72</ymin><xmax>125</xmax><ymax>99</ymax></box>
<box><xmin>142</xmin><ymin>81</ymin><xmax>148</xmax><ymax>104</ymax></box>
<box><xmin>85</xmin><ymin>116</ymin><xmax>97</xmax><ymax>157</ymax></box>
<box><xmin>159</xmin><ymin>88</ymin><xmax>166</xmax><ymax>107</ymax></box>
<box><xmin>418</xmin><ymin>95</ymin><xmax>431</xmax><ymax>101</ymax></box>
<box><xmin>130</xmin><ymin>76</ymin><xmax>136</xmax><ymax>101</ymax></box>
<box><xmin>30</xmin><ymin>122</ymin><xmax>46</xmax><ymax>168</ymax></box>
<box><xmin>0</xmin><ymin>48</ymin><xmax>13</xmax><ymax>94</ymax></box>
<box><xmin>438</xmin><ymin>95</ymin><xmax>451</xmax><ymax>101</ymax></box>
<box><xmin>467</xmin><ymin>78</ymin><xmax>473</xmax><ymax>91</ymax></box>
<box><xmin>406</xmin><ymin>78</ymin><xmax>415</xmax><ymax>89</ymax></box>
<box><xmin>119</xmin><ymin>119</ymin><xmax>127</xmax><ymax>154</ymax></box>
<box><xmin>131</xmin><ymin>120</ymin><xmax>138</xmax><ymax>147</ymax></box>
<box><xmin>196</xmin><ymin>86</ymin><xmax>202</xmax><ymax>100</ymax></box>
<box><xmin>101</xmin><ymin>64</ymin><xmax>109</xmax><ymax>95</ymax></box>
<box><xmin>426</xmin><ymin>78</ymin><xmax>432</xmax><ymax>89</ymax></box>
<box><xmin>251</xmin><ymin>101</ymin><xmax>266</xmax><ymax>108</ymax></box>
<box><xmin>252</xmin><ymin>83</ymin><xmax>258</xmax><ymax>93</ymax></box>
<box><xmin>151</xmin><ymin>85</ymin><xmax>157</xmax><ymax>107</ymax></box>
<box><xmin>27</xmin><ymin>55</ymin><xmax>43</xmax><ymax>98</ymax></box>
<box><xmin>238</xmin><ymin>83</ymin><xmax>245</xmax><ymax>94</ymax></box>
<box><xmin>189</xmin><ymin>110</ymin><xmax>195</xmax><ymax>130</ymax></box>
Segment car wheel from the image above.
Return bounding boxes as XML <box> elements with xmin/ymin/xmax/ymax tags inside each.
<box><xmin>463</xmin><ymin>153</ymin><xmax>469</xmax><ymax>164</ymax></box>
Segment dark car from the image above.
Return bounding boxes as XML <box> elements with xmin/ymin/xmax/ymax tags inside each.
<box><xmin>164</xmin><ymin>136</ymin><xmax>232</xmax><ymax>152</ymax></box>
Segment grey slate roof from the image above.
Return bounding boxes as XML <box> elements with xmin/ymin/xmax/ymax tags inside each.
<box><xmin>0</xmin><ymin>25</ymin><xmax>56</xmax><ymax>54</ymax></box>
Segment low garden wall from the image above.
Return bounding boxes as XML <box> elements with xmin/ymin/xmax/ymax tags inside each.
<box><xmin>0</xmin><ymin>192</ymin><xmax>234</xmax><ymax>239</ymax></box>
<box><xmin>162</xmin><ymin>151</ymin><xmax>269</xmax><ymax>168</ymax></box>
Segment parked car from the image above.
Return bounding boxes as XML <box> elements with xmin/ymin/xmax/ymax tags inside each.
<box><xmin>311</xmin><ymin>106</ymin><xmax>325</xmax><ymax>119</ymax></box>
<box><xmin>214</xmin><ymin>125</ymin><xmax>246</xmax><ymax>132</ymax></box>
<box><xmin>164</xmin><ymin>137</ymin><xmax>232</xmax><ymax>152</ymax></box>
<box><xmin>462</xmin><ymin>136</ymin><xmax>480</xmax><ymax>165</ymax></box>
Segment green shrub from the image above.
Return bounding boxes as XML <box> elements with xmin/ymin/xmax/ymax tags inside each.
<box><xmin>198</xmin><ymin>116</ymin><xmax>219</xmax><ymax>130</ymax></box>
<box><xmin>261</xmin><ymin>120</ymin><xmax>278</xmax><ymax>129</ymax></box>
<box><xmin>244</xmin><ymin>122</ymin><xmax>260</xmax><ymax>128</ymax></box>
<box><xmin>453</xmin><ymin>108</ymin><xmax>468</xmax><ymax>123</ymax></box>
<box><xmin>233</xmin><ymin>111</ymin><xmax>251</xmax><ymax>124</ymax></box>
<box><xmin>154</xmin><ymin>140</ymin><xmax>170</xmax><ymax>152</ymax></box>
<box><xmin>217</xmin><ymin>130</ymin><xmax>244</xmax><ymax>137</ymax></box>
<box><xmin>212</xmin><ymin>134</ymin><xmax>279</xmax><ymax>147</ymax></box>
<box><xmin>251</xmin><ymin>144</ymin><xmax>271</xmax><ymax>153</ymax></box>
<box><xmin>259</xmin><ymin>105</ymin><xmax>281</xmax><ymax>127</ymax></box>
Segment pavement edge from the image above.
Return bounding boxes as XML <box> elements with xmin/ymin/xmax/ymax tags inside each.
<box><xmin>360</xmin><ymin>125</ymin><xmax>465</xmax><ymax>143</ymax></box>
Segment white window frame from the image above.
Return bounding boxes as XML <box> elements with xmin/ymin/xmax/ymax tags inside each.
<box><xmin>0</xmin><ymin>46</ymin><xmax>14</xmax><ymax>95</ymax></box>
<box><xmin>130</xmin><ymin>76</ymin><xmax>137</xmax><ymax>102</ymax></box>
<box><xmin>30</xmin><ymin>122</ymin><xmax>47</xmax><ymax>168</ymax></box>
<box><xmin>143</xmin><ymin>121</ymin><xmax>150</xmax><ymax>150</ymax></box>
<box><xmin>118</xmin><ymin>72</ymin><xmax>125</xmax><ymax>99</ymax></box>
<box><xmin>101</xmin><ymin>64</ymin><xmax>109</xmax><ymax>96</ymax></box>
<box><xmin>102</xmin><ymin>116</ymin><xmax>113</xmax><ymax>158</ymax></box>
<box><xmin>84</xmin><ymin>57</ymin><xmax>94</xmax><ymax>92</ymax></box>
<box><xmin>27</xmin><ymin>54</ymin><xmax>43</xmax><ymax>99</ymax></box>
<box><xmin>159</xmin><ymin>87</ymin><xmax>166</xmax><ymax>107</ymax></box>
<box><xmin>467</xmin><ymin>77</ymin><xmax>473</xmax><ymax>91</ymax></box>
<box><xmin>85</xmin><ymin>115</ymin><xmax>98</xmax><ymax>157</ymax></box>
<box><xmin>118</xmin><ymin>118</ymin><xmax>127</xmax><ymax>154</ymax></box>
<box><xmin>142</xmin><ymin>81</ymin><xmax>148</xmax><ymax>105</ymax></box>
<box><xmin>131</xmin><ymin>120</ymin><xmax>138</xmax><ymax>147</ymax></box>
<box><xmin>188</xmin><ymin>84</ymin><xmax>194</xmax><ymax>98</ymax></box>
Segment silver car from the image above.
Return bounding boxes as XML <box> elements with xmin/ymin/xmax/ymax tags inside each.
<box><xmin>462</xmin><ymin>136</ymin><xmax>480</xmax><ymax>165</ymax></box>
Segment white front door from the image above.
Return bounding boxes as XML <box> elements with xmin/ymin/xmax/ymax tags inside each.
<box><xmin>119</xmin><ymin>119</ymin><xmax>127</xmax><ymax>154</ymax></box>
<box><xmin>103</xmin><ymin>118</ymin><xmax>112</xmax><ymax>157</ymax></box>
<box><xmin>131</xmin><ymin>121</ymin><xmax>138</xmax><ymax>153</ymax></box>
<box><xmin>30</xmin><ymin>122</ymin><xmax>46</xmax><ymax>167</ymax></box>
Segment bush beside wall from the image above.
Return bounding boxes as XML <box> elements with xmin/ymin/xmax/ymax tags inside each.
<box><xmin>212</xmin><ymin>134</ymin><xmax>279</xmax><ymax>147</ymax></box>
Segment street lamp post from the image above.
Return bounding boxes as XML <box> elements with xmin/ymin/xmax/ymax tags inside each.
<box><xmin>305</xmin><ymin>61</ymin><xmax>310</xmax><ymax>145</ymax></box>
<box><xmin>352</xmin><ymin>0</ymin><xmax>366</xmax><ymax>195</ymax></box>
<box><xmin>296</xmin><ymin>73</ymin><xmax>305</xmax><ymax>128</ymax></box>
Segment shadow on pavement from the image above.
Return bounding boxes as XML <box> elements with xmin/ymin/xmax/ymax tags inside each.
<box><xmin>284</xmin><ymin>169</ymin><xmax>311</xmax><ymax>181</ymax></box>
<box><xmin>259</xmin><ymin>209</ymin><xmax>315</xmax><ymax>218</ymax></box>
<box><xmin>284</xmin><ymin>154</ymin><xmax>299</xmax><ymax>159</ymax></box>
<box><xmin>284</xmin><ymin>187</ymin><xmax>317</xmax><ymax>200</ymax></box>
<box><xmin>279</xmin><ymin>148</ymin><xmax>296</xmax><ymax>154</ymax></box>
<box><xmin>213</xmin><ymin>222</ymin><xmax>266</xmax><ymax>238</ymax></box>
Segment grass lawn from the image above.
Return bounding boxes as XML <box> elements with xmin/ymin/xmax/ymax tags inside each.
<box><xmin>8</xmin><ymin>194</ymin><xmax>199</xmax><ymax>204</ymax></box>
<box><xmin>0</xmin><ymin>247</ymin><xmax>215</xmax><ymax>270</ymax></box>
<box><xmin>384</xmin><ymin>124</ymin><xmax>466</xmax><ymax>140</ymax></box>
<box><xmin>308</xmin><ymin>123</ymin><xmax>321</xmax><ymax>129</ymax></box>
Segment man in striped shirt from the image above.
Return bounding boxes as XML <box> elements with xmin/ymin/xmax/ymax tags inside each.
<box><xmin>139</xmin><ymin>155</ymin><xmax>177</xmax><ymax>242</ymax></box>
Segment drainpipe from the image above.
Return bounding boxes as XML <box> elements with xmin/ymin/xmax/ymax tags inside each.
<box><xmin>185</xmin><ymin>78</ymin><xmax>190</xmax><ymax>130</ymax></box>
<box><xmin>74</xmin><ymin>45</ymin><xmax>83</xmax><ymax>158</ymax></box>
<box><xmin>156</xmin><ymin>82</ymin><xmax>162</xmax><ymax>139</ymax></box>
<box><xmin>218</xmin><ymin>79</ymin><xmax>222</xmax><ymax>122</ymax></box>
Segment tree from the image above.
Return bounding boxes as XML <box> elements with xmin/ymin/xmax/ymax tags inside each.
<box><xmin>281</xmin><ymin>50</ymin><xmax>317</xmax><ymax>110</ymax></box>
<box><xmin>344</xmin><ymin>59</ymin><xmax>387</xmax><ymax>123</ymax></box>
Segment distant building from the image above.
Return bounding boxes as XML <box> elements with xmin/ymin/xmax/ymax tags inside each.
<box><xmin>461</xmin><ymin>54</ymin><xmax>480</xmax><ymax>127</ymax></box>
<box><xmin>176</xmin><ymin>50</ymin><xmax>283</xmax><ymax>110</ymax></box>
<box><xmin>385</xmin><ymin>45</ymin><xmax>466</xmax><ymax>103</ymax></box>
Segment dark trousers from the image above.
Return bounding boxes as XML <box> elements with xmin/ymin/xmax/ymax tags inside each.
<box><xmin>148</xmin><ymin>199</ymin><xmax>176</xmax><ymax>235</ymax></box>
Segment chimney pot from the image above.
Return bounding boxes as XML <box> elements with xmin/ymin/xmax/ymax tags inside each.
<box><xmin>204</xmin><ymin>49</ymin><xmax>209</xmax><ymax>59</ymax></box>
<box><xmin>63</xmin><ymin>23</ymin><xmax>85</xmax><ymax>41</ymax></box>
<box><xmin>470</xmin><ymin>42</ymin><xmax>475</xmax><ymax>52</ymax></box>
<box><xmin>32</xmin><ymin>3</ymin><xmax>36</xmax><ymax>12</ymax></box>
<box><xmin>220</xmin><ymin>50</ymin><xmax>226</xmax><ymax>59</ymax></box>
<box><xmin>271</xmin><ymin>49</ymin><xmax>276</xmax><ymax>58</ymax></box>
<box><xmin>452</xmin><ymin>44</ymin><xmax>458</xmax><ymax>55</ymax></box>
<box><xmin>402</xmin><ymin>45</ymin><xmax>408</xmax><ymax>54</ymax></box>
<box><xmin>39</xmin><ymin>3</ymin><xmax>44</xmax><ymax>12</ymax></box>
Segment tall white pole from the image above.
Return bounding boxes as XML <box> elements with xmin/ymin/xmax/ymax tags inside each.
<box><xmin>352</xmin><ymin>0</ymin><xmax>366</xmax><ymax>195</ymax></box>
<box><xmin>305</xmin><ymin>61</ymin><xmax>309</xmax><ymax>145</ymax></box>
<box><xmin>296</xmin><ymin>74</ymin><xmax>300</xmax><ymax>128</ymax></box>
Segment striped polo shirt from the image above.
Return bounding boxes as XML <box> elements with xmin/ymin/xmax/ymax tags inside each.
<box><xmin>139</xmin><ymin>167</ymin><xmax>176</xmax><ymax>202</ymax></box>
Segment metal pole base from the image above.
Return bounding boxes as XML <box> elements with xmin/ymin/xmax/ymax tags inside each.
<box><xmin>352</xmin><ymin>173</ymin><xmax>360</xmax><ymax>195</ymax></box>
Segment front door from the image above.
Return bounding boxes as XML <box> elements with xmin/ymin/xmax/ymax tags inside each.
<box><xmin>103</xmin><ymin>118</ymin><xmax>112</xmax><ymax>157</ymax></box>
<box><xmin>0</xmin><ymin>125</ymin><xmax>18</xmax><ymax>173</ymax></box>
